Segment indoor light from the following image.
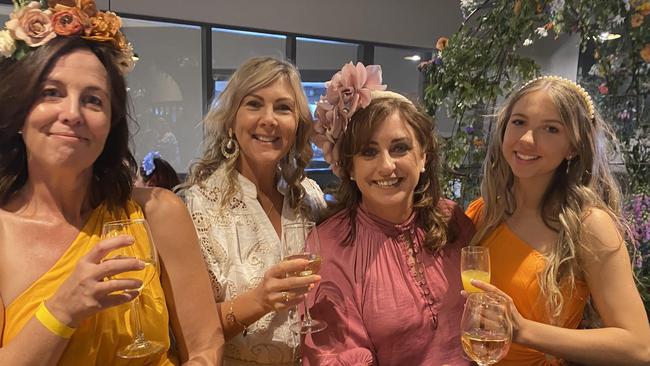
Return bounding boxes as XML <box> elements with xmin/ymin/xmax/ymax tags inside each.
<box><xmin>598</xmin><ymin>31</ymin><xmax>621</xmax><ymax>41</ymax></box>
<box><xmin>403</xmin><ymin>55</ymin><xmax>421</xmax><ymax>62</ymax></box>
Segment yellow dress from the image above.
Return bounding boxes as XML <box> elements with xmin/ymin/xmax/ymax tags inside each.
<box><xmin>466</xmin><ymin>198</ymin><xmax>589</xmax><ymax>366</ymax></box>
<box><xmin>1</xmin><ymin>200</ymin><xmax>177</xmax><ymax>366</ymax></box>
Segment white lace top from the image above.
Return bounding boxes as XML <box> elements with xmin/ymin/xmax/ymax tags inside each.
<box><xmin>184</xmin><ymin>166</ymin><xmax>326</xmax><ymax>366</ymax></box>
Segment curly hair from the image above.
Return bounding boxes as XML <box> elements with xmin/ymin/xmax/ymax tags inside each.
<box><xmin>180</xmin><ymin>56</ymin><xmax>313</xmax><ymax>212</ymax></box>
<box><xmin>472</xmin><ymin>77</ymin><xmax>627</xmax><ymax>321</ymax></box>
<box><xmin>328</xmin><ymin>97</ymin><xmax>456</xmax><ymax>253</ymax></box>
<box><xmin>0</xmin><ymin>37</ymin><xmax>136</xmax><ymax>209</ymax></box>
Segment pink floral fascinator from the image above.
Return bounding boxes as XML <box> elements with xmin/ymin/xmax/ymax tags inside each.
<box><xmin>0</xmin><ymin>0</ymin><xmax>136</xmax><ymax>75</ymax></box>
<box><xmin>311</xmin><ymin>62</ymin><xmax>414</xmax><ymax>177</ymax></box>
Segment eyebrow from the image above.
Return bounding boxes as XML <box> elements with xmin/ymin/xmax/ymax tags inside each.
<box><xmin>43</xmin><ymin>78</ymin><xmax>109</xmax><ymax>97</ymax></box>
<box><xmin>367</xmin><ymin>137</ymin><xmax>412</xmax><ymax>145</ymax></box>
<box><xmin>510</xmin><ymin>113</ymin><xmax>563</xmax><ymax>124</ymax></box>
<box><xmin>247</xmin><ymin>93</ymin><xmax>295</xmax><ymax>105</ymax></box>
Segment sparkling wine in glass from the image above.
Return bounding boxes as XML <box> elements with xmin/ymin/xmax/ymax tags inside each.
<box><xmin>281</xmin><ymin>221</ymin><xmax>327</xmax><ymax>334</ymax></box>
<box><xmin>461</xmin><ymin>246</ymin><xmax>491</xmax><ymax>292</ymax></box>
<box><xmin>102</xmin><ymin>218</ymin><xmax>164</xmax><ymax>359</ymax></box>
<box><xmin>460</xmin><ymin>292</ymin><xmax>512</xmax><ymax>366</ymax></box>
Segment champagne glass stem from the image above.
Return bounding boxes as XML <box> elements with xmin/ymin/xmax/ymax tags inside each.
<box><xmin>130</xmin><ymin>297</ymin><xmax>147</xmax><ymax>345</ymax></box>
<box><xmin>302</xmin><ymin>296</ymin><xmax>314</xmax><ymax>326</ymax></box>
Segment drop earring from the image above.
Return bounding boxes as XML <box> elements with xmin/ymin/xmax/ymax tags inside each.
<box><xmin>221</xmin><ymin>128</ymin><xmax>239</xmax><ymax>160</ymax></box>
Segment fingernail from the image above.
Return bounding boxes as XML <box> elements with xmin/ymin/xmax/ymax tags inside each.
<box><xmin>137</xmin><ymin>260</ymin><xmax>146</xmax><ymax>269</ymax></box>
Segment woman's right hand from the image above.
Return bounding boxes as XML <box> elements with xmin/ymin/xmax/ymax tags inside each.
<box><xmin>45</xmin><ymin>235</ymin><xmax>145</xmax><ymax>327</ymax></box>
<box><xmin>253</xmin><ymin>258</ymin><xmax>321</xmax><ymax>312</ymax></box>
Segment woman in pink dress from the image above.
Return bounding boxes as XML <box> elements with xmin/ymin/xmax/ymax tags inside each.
<box><xmin>302</xmin><ymin>63</ymin><xmax>474</xmax><ymax>366</ymax></box>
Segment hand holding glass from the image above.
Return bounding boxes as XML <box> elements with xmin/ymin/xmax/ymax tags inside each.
<box><xmin>102</xmin><ymin>219</ymin><xmax>164</xmax><ymax>359</ymax></box>
<box><xmin>461</xmin><ymin>246</ymin><xmax>491</xmax><ymax>292</ymax></box>
<box><xmin>281</xmin><ymin>221</ymin><xmax>326</xmax><ymax>334</ymax></box>
<box><xmin>460</xmin><ymin>292</ymin><xmax>512</xmax><ymax>366</ymax></box>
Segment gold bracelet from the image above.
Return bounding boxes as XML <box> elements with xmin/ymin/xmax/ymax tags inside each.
<box><xmin>225</xmin><ymin>298</ymin><xmax>249</xmax><ymax>337</ymax></box>
<box><xmin>34</xmin><ymin>301</ymin><xmax>76</xmax><ymax>339</ymax></box>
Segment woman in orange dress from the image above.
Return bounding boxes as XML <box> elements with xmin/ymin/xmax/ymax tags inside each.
<box><xmin>467</xmin><ymin>76</ymin><xmax>650</xmax><ymax>365</ymax></box>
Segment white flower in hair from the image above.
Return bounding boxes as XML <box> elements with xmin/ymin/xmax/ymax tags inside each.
<box><xmin>0</xmin><ymin>30</ymin><xmax>16</xmax><ymax>58</ymax></box>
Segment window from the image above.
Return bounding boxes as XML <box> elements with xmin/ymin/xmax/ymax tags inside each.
<box><xmin>212</xmin><ymin>28</ymin><xmax>286</xmax><ymax>98</ymax></box>
<box><xmin>374</xmin><ymin>46</ymin><xmax>429</xmax><ymax>103</ymax></box>
<box><xmin>120</xmin><ymin>18</ymin><xmax>202</xmax><ymax>174</ymax></box>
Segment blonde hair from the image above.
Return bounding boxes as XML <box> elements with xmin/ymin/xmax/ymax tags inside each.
<box><xmin>473</xmin><ymin>78</ymin><xmax>626</xmax><ymax>321</ymax></box>
<box><xmin>180</xmin><ymin>57</ymin><xmax>314</xmax><ymax>211</ymax></box>
<box><xmin>330</xmin><ymin>97</ymin><xmax>456</xmax><ymax>252</ymax></box>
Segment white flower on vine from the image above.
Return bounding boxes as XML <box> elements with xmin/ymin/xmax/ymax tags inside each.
<box><xmin>523</xmin><ymin>38</ymin><xmax>534</xmax><ymax>46</ymax></box>
<box><xmin>612</xmin><ymin>15</ymin><xmax>625</xmax><ymax>26</ymax></box>
<box><xmin>535</xmin><ymin>27</ymin><xmax>549</xmax><ymax>38</ymax></box>
<box><xmin>460</xmin><ymin>0</ymin><xmax>477</xmax><ymax>11</ymax></box>
<box><xmin>588</xmin><ymin>64</ymin><xmax>603</xmax><ymax>77</ymax></box>
<box><xmin>549</xmin><ymin>0</ymin><xmax>565</xmax><ymax>15</ymax></box>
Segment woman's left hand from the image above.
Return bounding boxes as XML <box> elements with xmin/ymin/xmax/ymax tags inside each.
<box><xmin>467</xmin><ymin>280</ymin><xmax>528</xmax><ymax>343</ymax></box>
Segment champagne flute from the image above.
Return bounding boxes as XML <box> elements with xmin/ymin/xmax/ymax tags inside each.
<box><xmin>102</xmin><ymin>218</ymin><xmax>165</xmax><ymax>359</ymax></box>
<box><xmin>460</xmin><ymin>292</ymin><xmax>512</xmax><ymax>366</ymax></box>
<box><xmin>461</xmin><ymin>246</ymin><xmax>491</xmax><ymax>292</ymax></box>
<box><xmin>281</xmin><ymin>221</ymin><xmax>327</xmax><ymax>334</ymax></box>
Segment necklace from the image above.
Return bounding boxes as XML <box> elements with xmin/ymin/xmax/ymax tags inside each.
<box><xmin>258</xmin><ymin>192</ymin><xmax>277</xmax><ymax>218</ymax></box>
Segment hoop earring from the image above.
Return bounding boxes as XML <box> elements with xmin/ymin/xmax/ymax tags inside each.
<box><xmin>221</xmin><ymin>128</ymin><xmax>239</xmax><ymax>160</ymax></box>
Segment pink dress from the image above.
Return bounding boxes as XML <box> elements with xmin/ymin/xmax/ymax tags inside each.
<box><xmin>302</xmin><ymin>200</ymin><xmax>474</xmax><ymax>366</ymax></box>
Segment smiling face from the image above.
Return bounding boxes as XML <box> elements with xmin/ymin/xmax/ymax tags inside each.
<box><xmin>21</xmin><ymin>49</ymin><xmax>111</xmax><ymax>174</ymax></box>
<box><xmin>234</xmin><ymin>77</ymin><xmax>298</xmax><ymax>176</ymax></box>
<box><xmin>502</xmin><ymin>90</ymin><xmax>576</xmax><ymax>187</ymax></box>
<box><xmin>351</xmin><ymin>111</ymin><xmax>426</xmax><ymax>223</ymax></box>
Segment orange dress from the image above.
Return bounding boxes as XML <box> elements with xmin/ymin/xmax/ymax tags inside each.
<box><xmin>466</xmin><ymin>199</ymin><xmax>589</xmax><ymax>366</ymax></box>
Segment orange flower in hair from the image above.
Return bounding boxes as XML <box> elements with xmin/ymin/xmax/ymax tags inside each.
<box><xmin>83</xmin><ymin>11</ymin><xmax>122</xmax><ymax>44</ymax></box>
<box><xmin>52</xmin><ymin>7</ymin><xmax>87</xmax><ymax>36</ymax></box>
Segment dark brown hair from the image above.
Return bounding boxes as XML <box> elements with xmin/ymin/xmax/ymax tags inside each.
<box><xmin>0</xmin><ymin>37</ymin><xmax>135</xmax><ymax>208</ymax></box>
<box><xmin>139</xmin><ymin>157</ymin><xmax>181</xmax><ymax>191</ymax></box>
<box><xmin>329</xmin><ymin>97</ymin><xmax>456</xmax><ymax>252</ymax></box>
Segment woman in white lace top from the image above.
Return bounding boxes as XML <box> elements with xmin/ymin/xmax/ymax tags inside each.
<box><xmin>180</xmin><ymin>57</ymin><xmax>326</xmax><ymax>366</ymax></box>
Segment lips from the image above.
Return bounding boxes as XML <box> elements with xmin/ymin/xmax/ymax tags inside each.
<box><xmin>253</xmin><ymin>134</ymin><xmax>279</xmax><ymax>143</ymax></box>
<box><xmin>374</xmin><ymin>177</ymin><xmax>402</xmax><ymax>188</ymax></box>
<box><xmin>50</xmin><ymin>132</ymin><xmax>86</xmax><ymax>141</ymax></box>
<box><xmin>515</xmin><ymin>152</ymin><xmax>540</xmax><ymax>161</ymax></box>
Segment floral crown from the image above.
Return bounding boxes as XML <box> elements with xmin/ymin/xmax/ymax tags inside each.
<box><xmin>521</xmin><ymin>75</ymin><xmax>595</xmax><ymax>120</ymax></box>
<box><xmin>312</xmin><ymin>62</ymin><xmax>413</xmax><ymax>177</ymax></box>
<box><xmin>0</xmin><ymin>0</ymin><xmax>135</xmax><ymax>75</ymax></box>
<box><xmin>142</xmin><ymin>151</ymin><xmax>161</xmax><ymax>176</ymax></box>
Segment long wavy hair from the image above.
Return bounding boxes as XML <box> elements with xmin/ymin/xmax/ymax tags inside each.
<box><xmin>0</xmin><ymin>37</ymin><xmax>135</xmax><ymax>209</ymax></box>
<box><xmin>472</xmin><ymin>78</ymin><xmax>626</xmax><ymax>321</ymax></box>
<box><xmin>180</xmin><ymin>57</ymin><xmax>313</xmax><ymax>211</ymax></box>
<box><xmin>329</xmin><ymin>97</ymin><xmax>456</xmax><ymax>253</ymax></box>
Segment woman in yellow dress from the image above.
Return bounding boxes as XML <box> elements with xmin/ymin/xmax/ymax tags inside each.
<box><xmin>0</xmin><ymin>1</ymin><xmax>223</xmax><ymax>364</ymax></box>
<box><xmin>467</xmin><ymin>76</ymin><xmax>650</xmax><ymax>365</ymax></box>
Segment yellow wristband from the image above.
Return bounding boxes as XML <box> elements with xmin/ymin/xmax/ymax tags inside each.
<box><xmin>35</xmin><ymin>302</ymin><xmax>76</xmax><ymax>339</ymax></box>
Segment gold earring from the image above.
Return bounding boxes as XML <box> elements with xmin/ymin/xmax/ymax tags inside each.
<box><xmin>220</xmin><ymin>128</ymin><xmax>239</xmax><ymax>160</ymax></box>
